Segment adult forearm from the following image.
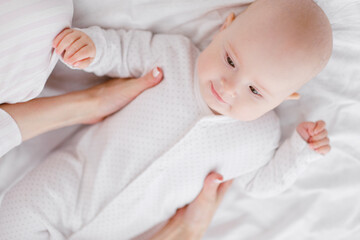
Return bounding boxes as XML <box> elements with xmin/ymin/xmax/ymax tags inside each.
<box><xmin>0</xmin><ymin>67</ymin><xmax>162</xmax><ymax>143</ymax></box>
<box><xmin>0</xmin><ymin>91</ymin><xmax>94</xmax><ymax>141</ymax></box>
<box><xmin>150</xmin><ymin>217</ymin><xmax>200</xmax><ymax>240</ymax></box>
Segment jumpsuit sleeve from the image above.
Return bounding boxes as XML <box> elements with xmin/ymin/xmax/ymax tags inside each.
<box><xmin>235</xmin><ymin>130</ymin><xmax>323</xmax><ymax>198</ymax></box>
<box><xmin>0</xmin><ymin>27</ymin><xmax>197</xmax><ymax>239</ymax></box>
<box><xmin>62</xmin><ymin>26</ymin><xmax>160</xmax><ymax>79</ymax></box>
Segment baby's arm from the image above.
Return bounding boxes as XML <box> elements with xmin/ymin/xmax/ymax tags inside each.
<box><xmin>53</xmin><ymin>26</ymin><xmax>175</xmax><ymax>78</ymax></box>
<box><xmin>236</xmin><ymin>120</ymin><xmax>330</xmax><ymax>198</ymax></box>
<box><xmin>53</xmin><ymin>28</ymin><xmax>96</xmax><ymax>69</ymax></box>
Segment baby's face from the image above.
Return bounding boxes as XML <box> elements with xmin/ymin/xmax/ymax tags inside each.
<box><xmin>197</xmin><ymin>0</ymin><xmax>332</xmax><ymax>121</ymax></box>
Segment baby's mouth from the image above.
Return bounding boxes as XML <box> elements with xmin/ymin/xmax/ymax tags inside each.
<box><xmin>211</xmin><ymin>82</ymin><xmax>227</xmax><ymax>104</ymax></box>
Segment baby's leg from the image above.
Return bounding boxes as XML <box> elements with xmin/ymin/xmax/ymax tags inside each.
<box><xmin>0</xmin><ymin>147</ymin><xmax>82</xmax><ymax>240</ymax></box>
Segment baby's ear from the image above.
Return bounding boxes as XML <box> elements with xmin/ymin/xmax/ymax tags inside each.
<box><xmin>286</xmin><ymin>92</ymin><xmax>301</xmax><ymax>100</ymax></box>
<box><xmin>220</xmin><ymin>12</ymin><xmax>236</xmax><ymax>31</ymax></box>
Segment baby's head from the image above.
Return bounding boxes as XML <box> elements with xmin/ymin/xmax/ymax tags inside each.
<box><xmin>197</xmin><ymin>0</ymin><xmax>332</xmax><ymax>121</ymax></box>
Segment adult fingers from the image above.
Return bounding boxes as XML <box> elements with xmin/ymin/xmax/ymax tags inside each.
<box><xmin>122</xmin><ymin>67</ymin><xmax>163</xmax><ymax>96</ymax></box>
<box><xmin>215</xmin><ymin>179</ymin><xmax>233</xmax><ymax>204</ymax></box>
<box><xmin>199</xmin><ymin>172</ymin><xmax>223</xmax><ymax>202</ymax></box>
<box><xmin>145</xmin><ymin>67</ymin><xmax>164</xmax><ymax>87</ymax></box>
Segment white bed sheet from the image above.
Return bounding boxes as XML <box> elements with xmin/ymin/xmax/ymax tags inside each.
<box><xmin>1</xmin><ymin>0</ymin><xmax>360</xmax><ymax>239</ymax></box>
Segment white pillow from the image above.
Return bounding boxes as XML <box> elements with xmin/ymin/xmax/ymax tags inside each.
<box><xmin>0</xmin><ymin>0</ymin><xmax>73</xmax><ymax>104</ymax></box>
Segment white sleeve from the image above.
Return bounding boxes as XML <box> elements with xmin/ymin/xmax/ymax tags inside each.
<box><xmin>0</xmin><ymin>109</ymin><xmax>22</xmax><ymax>158</ymax></box>
<box><xmin>236</xmin><ymin>130</ymin><xmax>322</xmax><ymax>198</ymax></box>
<box><xmin>63</xmin><ymin>26</ymin><xmax>157</xmax><ymax>78</ymax></box>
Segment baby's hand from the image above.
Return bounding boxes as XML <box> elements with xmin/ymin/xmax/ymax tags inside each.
<box><xmin>296</xmin><ymin>120</ymin><xmax>331</xmax><ymax>155</ymax></box>
<box><xmin>53</xmin><ymin>28</ymin><xmax>95</xmax><ymax>69</ymax></box>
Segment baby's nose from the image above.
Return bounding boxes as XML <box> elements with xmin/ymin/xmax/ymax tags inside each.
<box><xmin>221</xmin><ymin>78</ymin><xmax>237</xmax><ymax>98</ymax></box>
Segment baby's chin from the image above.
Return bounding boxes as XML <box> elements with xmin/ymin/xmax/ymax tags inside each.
<box><xmin>206</xmin><ymin>96</ymin><xmax>270</xmax><ymax>121</ymax></box>
<box><xmin>208</xmin><ymin>106</ymin><xmax>222</xmax><ymax>116</ymax></box>
<box><xmin>212</xmin><ymin>106</ymin><xmax>261</xmax><ymax>121</ymax></box>
<box><xmin>204</xmin><ymin>99</ymin><xmax>225</xmax><ymax>116</ymax></box>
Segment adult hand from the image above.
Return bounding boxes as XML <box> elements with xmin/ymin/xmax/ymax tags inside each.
<box><xmin>81</xmin><ymin>67</ymin><xmax>163</xmax><ymax>124</ymax></box>
<box><xmin>151</xmin><ymin>172</ymin><xmax>233</xmax><ymax>240</ymax></box>
<box><xmin>0</xmin><ymin>67</ymin><xmax>163</xmax><ymax>141</ymax></box>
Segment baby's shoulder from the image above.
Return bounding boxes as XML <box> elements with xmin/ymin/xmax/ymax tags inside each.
<box><xmin>261</xmin><ymin>110</ymin><xmax>280</xmax><ymax>128</ymax></box>
<box><xmin>247</xmin><ymin>110</ymin><xmax>281</xmax><ymax>145</ymax></box>
<box><xmin>155</xmin><ymin>32</ymin><xmax>194</xmax><ymax>45</ymax></box>
<box><xmin>252</xmin><ymin>110</ymin><xmax>280</xmax><ymax>131</ymax></box>
<box><xmin>151</xmin><ymin>32</ymin><xmax>200</xmax><ymax>57</ymax></box>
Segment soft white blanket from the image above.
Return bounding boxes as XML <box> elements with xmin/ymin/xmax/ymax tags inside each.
<box><xmin>1</xmin><ymin>0</ymin><xmax>359</xmax><ymax>239</ymax></box>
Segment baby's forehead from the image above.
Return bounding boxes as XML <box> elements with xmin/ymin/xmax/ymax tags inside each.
<box><xmin>227</xmin><ymin>4</ymin><xmax>329</xmax><ymax>77</ymax></box>
<box><xmin>235</xmin><ymin>0</ymin><xmax>323</xmax><ymax>32</ymax></box>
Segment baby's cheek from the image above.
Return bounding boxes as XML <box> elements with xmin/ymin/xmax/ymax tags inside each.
<box><xmin>198</xmin><ymin>46</ymin><xmax>218</xmax><ymax>73</ymax></box>
<box><xmin>197</xmin><ymin>51</ymin><xmax>207</xmax><ymax>71</ymax></box>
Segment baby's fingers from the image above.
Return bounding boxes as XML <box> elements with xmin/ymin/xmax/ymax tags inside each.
<box><xmin>309</xmin><ymin>137</ymin><xmax>329</xmax><ymax>150</ymax></box>
<box><xmin>73</xmin><ymin>58</ymin><xmax>92</xmax><ymax>69</ymax></box>
<box><xmin>63</xmin><ymin>39</ymin><xmax>87</xmax><ymax>62</ymax></box>
<box><xmin>297</xmin><ymin>121</ymin><xmax>316</xmax><ymax>140</ymax></box>
<box><xmin>53</xmin><ymin>28</ymin><xmax>72</xmax><ymax>48</ymax></box>
<box><xmin>314</xmin><ymin>145</ymin><xmax>331</xmax><ymax>155</ymax></box>
<box><xmin>55</xmin><ymin>31</ymin><xmax>81</xmax><ymax>56</ymax></box>
<box><xmin>314</xmin><ymin>120</ymin><xmax>326</xmax><ymax>135</ymax></box>
<box><xmin>309</xmin><ymin>129</ymin><xmax>328</xmax><ymax>142</ymax></box>
<box><xmin>67</xmin><ymin>45</ymin><xmax>94</xmax><ymax>66</ymax></box>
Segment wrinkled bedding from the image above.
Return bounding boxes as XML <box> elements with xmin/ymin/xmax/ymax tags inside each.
<box><xmin>1</xmin><ymin>0</ymin><xmax>360</xmax><ymax>239</ymax></box>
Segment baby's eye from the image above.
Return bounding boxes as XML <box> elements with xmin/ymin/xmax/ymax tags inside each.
<box><xmin>226</xmin><ymin>54</ymin><xmax>235</xmax><ymax>68</ymax></box>
<box><xmin>249</xmin><ymin>86</ymin><xmax>261</xmax><ymax>96</ymax></box>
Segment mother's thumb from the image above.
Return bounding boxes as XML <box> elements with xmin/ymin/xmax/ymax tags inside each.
<box><xmin>200</xmin><ymin>172</ymin><xmax>223</xmax><ymax>200</ymax></box>
<box><xmin>144</xmin><ymin>67</ymin><xmax>163</xmax><ymax>87</ymax></box>
<box><xmin>126</xmin><ymin>67</ymin><xmax>163</xmax><ymax>96</ymax></box>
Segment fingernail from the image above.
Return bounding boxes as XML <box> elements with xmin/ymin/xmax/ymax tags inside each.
<box><xmin>214</xmin><ymin>179</ymin><xmax>222</xmax><ymax>184</ymax></box>
<box><xmin>214</xmin><ymin>175</ymin><xmax>223</xmax><ymax>184</ymax></box>
<box><xmin>152</xmin><ymin>67</ymin><xmax>160</xmax><ymax>78</ymax></box>
<box><xmin>74</xmin><ymin>63</ymin><xmax>80</xmax><ymax>67</ymax></box>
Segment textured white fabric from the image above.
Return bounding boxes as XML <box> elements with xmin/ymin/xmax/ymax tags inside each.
<box><xmin>0</xmin><ymin>27</ymin><xmax>320</xmax><ymax>239</ymax></box>
<box><xmin>1</xmin><ymin>0</ymin><xmax>359</xmax><ymax>239</ymax></box>
<box><xmin>0</xmin><ymin>0</ymin><xmax>73</xmax><ymax>157</ymax></box>
<box><xmin>0</xmin><ymin>109</ymin><xmax>21</xmax><ymax>158</ymax></box>
<box><xmin>71</xmin><ymin>0</ymin><xmax>252</xmax><ymax>51</ymax></box>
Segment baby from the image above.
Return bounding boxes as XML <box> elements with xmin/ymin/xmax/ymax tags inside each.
<box><xmin>0</xmin><ymin>0</ymin><xmax>332</xmax><ymax>239</ymax></box>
